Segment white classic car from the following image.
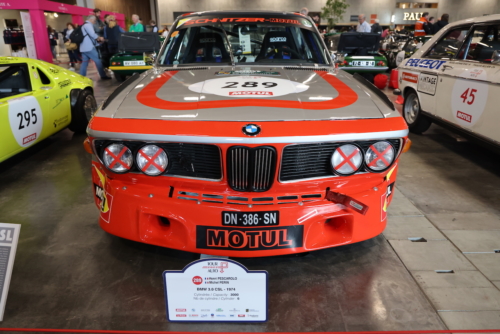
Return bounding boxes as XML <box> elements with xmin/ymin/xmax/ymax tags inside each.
<box><xmin>397</xmin><ymin>14</ymin><xmax>500</xmax><ymax>151</ymax></box>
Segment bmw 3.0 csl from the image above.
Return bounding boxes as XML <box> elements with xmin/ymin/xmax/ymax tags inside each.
<box><xmin>86</xmin><ymin>10</ymin><xmax>410</xmax><ymax>257</ymax></box>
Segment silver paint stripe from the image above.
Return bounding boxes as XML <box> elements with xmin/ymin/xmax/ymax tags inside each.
<box><xmin>88</xmin><ymin>129</ymin><xmax>409</xmax><ymax>144</ymax></box>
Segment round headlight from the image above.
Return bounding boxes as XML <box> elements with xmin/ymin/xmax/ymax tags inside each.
<box><xmin>136</xmin><ymin>145</ymin><xmax>168</xmax><ymax>176</ymax></box>
<box><xmin>332</xmin><ymin>144</ymin><xmax>362</xmax><ymax>175</ymax></box>
<box><xmin>103</xmin><ymin>143</ymin><xmax>133</xmax><ymax>173</ymax></box>
<box><xmin>365</xmin><ymin>141</ymin><xmax>395</xmax><ymax>172</ymax></box>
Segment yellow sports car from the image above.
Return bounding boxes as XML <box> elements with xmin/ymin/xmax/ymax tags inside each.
<box><xmin>0</xmin><ymin>57</ymin><xmax>96</xmax><ymax>162</ymax></box>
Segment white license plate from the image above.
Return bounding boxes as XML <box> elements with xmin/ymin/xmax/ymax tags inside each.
<box><xmin>124</xmin><ymin>61</ymin><xmax>145</xmax><ymax>66</ymax></box>
<box><xmin>352</xmin><ymin>61</ymin><xmax>375</xmax><ymax>66</ymax></box>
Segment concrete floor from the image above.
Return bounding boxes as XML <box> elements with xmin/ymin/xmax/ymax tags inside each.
<box><xmin>1</xmin><ymin>63</ymin><xmax>499</xmax><ymax>331</ymax></box>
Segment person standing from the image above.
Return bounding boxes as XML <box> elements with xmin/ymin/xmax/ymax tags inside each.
<box><xmin>129</xmin><ymin>14</ymin><xmax>144</xmax><ymax>32</ymax></box>
<box><xmin>63</xmin><ymin>23</ymin><xmax>79</xmax><ymax>69</ymax></box>
<box><xmin>104</xmin><ymin>15</ymin><xmax>125</xmax><ymax>55</ymax></box>
<box><xmin>414</xmin><ymin>12</ymin><xmax>429</xmax><ymax>36</ymax></box>
<box><xmin>434</xmin><ymin>14</ymin><xmax>449</xmax><ymax>33</ymax></box>
<box><xmin>356</xmin><ymin>14</ymin><xmax>371</xmax><ymax>33</ymax></box>
<box><xmin>93</xmin><ymin>8</ymin><xmax>105</xmax><ymax>37</ymax></box>
<box><xmin>371</xmin><ymin>19</ymin><xmax>382</xmax><ymax>34</ymax></box>
<box><xmin>48</xmin><ymin>26</ymin><xmax>58</xmax><ymax>60</ymax></box>
<box><xmin>161</xmin><ymin>26</ymin><xmax>169</xmax><ymax>37</ymax></box>
<box><xmin>79</xmin><ymin>15</ymin><xmax>111</xmax><ymax>79</ymax></box>
<box><xmin>150</xmin><ymin>20</ymin><xmax>158</xmax><ymax>33</ymax></box>
<box><xmin>425</xmin><ymin>17</ymin><xmax>437</xmax><ymax>35</ymax></box>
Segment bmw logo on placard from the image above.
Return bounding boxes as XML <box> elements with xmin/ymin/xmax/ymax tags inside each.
<box><xmin>242</xmin><ymin>124</ymin><xmax>261</xmax><ymax>136</ymax></box>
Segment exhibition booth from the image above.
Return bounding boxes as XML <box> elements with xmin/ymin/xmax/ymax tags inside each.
<box><xmin>0</xmin><ymin>0</ymin><xmax>124</xmax><ymax>63</ymax></box>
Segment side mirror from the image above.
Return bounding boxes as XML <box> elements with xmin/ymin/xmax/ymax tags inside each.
<box><xmin>492</xmin><ymin>50</ymin><xmax>500</xmax><ymax>64</ymax></box>
<box><xmin>330</xmin><ymin>51</ymin><xmax>337</xmax><ymax>61</ymax></box>
<box><xmin>393</xmin><ymin>89</ymin><xmax>401</xmax><ymax>96</ymax></box>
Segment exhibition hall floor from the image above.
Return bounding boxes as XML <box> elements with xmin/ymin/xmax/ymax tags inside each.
<box><xmin>1</xmin><ymin>64</ymin><xmax>500</xmax><ymax>332</ymax></box>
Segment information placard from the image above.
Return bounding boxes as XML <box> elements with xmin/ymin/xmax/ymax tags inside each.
<box><xmin>163</xmin><ymin>259</ymin><xmax>267</xmax><ymax>322</ymax></box>
<box><xmin>0</xmin><ymin>223</ymin><xmax>20</xmax><ymax>321</ymax></box>
<box><xmin>20</xmin><ymin>12</ymin><xmax>37</xmax><ymax>60</ymax></box>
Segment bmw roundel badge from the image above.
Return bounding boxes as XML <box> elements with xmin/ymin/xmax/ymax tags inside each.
<box><xmin>242</xmin><ymin>124</ymin><xmax>261</xmax><ymax>136</ymax></box>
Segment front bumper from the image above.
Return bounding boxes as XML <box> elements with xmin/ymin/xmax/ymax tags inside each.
<box><xmin>109</xmin><ymin>66</ymin><xmax>152</xmax><ymax>75</ymax></box>
<box><xmin>91</xmin><ymin>160</ymin><xmax>399</xmax><ymax>257</ymax></box>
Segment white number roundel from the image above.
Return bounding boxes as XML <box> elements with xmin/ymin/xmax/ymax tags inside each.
<box><xmin>8</xmin><ymin>95</ymin><xmax>43</xmax><ymax>148</ymax></box>
<box><xmin>451</xmin><ymin>69</ymin><xmax>489</xmax><ymax>127</ymax></box>
<box><xmin>188</xmin><ymin>76</ymin><xmax>309</xmax><ymax>98</ymax></box>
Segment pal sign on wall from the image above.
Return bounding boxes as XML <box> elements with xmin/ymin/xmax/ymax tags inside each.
<box><xmin>163</xmin><ymin>259</ymin><xmax>267</xmax><ymax>322</ymax></box>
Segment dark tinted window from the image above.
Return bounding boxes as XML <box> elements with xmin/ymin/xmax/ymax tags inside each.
<box><xmin>457</xmin><ymin>25</ymin><xmax>500</xmax><ymax>62</ymax></box>
<box><xmin>0</xmin><ymin>64</ymin><xmax>31</xmax><ymax>98</ymax></box>
<box><xmin>425</xmin><ymin>26</ymin><xmax>470</xmax><ymax>59</ymax></box>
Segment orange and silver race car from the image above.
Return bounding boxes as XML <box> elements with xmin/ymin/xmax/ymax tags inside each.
<box><xmin>86</xmin><ymin>10</ymin><xmax>410</xmax><ymax>257</ymax></box>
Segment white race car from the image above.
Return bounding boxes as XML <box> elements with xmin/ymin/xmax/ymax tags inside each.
<box><xmin>398</xmin><ymin>14</ymin><xmax>500</xmax><ymax>151</ymax></box>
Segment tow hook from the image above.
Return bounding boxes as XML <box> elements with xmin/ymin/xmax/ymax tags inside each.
<box><xmin>325</xmin><ymin>190</ymin><xmax>369</xmax><ymax>215</ymax></box>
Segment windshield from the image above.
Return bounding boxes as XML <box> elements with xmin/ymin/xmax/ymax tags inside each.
<box><xmin>158</xmin><ymin>15</ymin><xmax>330</xmax><ymax>65</ymax></box>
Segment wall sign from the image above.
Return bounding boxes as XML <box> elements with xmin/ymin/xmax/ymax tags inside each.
<box><xmin>403</xmin><ymin>12</ymin><xmax>423</xmax><ymax>21</ymax></box>
<box><xmin>0</xmin><ymin>223</ymin><xmax>21</xmax><ymax>321</ymax></box>
<box><xmin>163</xmin><ymin>259</ymin><xmax>267</xmax><ymax>322</ymax></box>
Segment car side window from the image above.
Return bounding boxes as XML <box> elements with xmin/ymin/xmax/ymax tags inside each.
<box><xmin>424</xmin><ymin>26</ymin><xmax>471</xmax><ymax>60</ymax></box>
<box><xmin>457</xmin><ymin>25</ymin><xmax>500</xmax><ymax>63</ymax></box>
<box><xmin>37</xmin><ymin>68</ymin><xmax>51</xmax><ymax>85</ymax></box>
<box><xmin>0</xmin><ymin>64</ymin><xmax>31</xmax><ymax>99</ymax></box>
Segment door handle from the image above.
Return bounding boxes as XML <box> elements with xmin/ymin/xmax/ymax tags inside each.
<box><xmin>442</xmin><ymin>65</ymin><xmax>453</xmax><ymax>71</ymax></box>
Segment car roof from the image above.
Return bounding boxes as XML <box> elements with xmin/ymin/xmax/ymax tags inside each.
<box><xmin>448</xmin><ymin>14</ymin><xmax>500</xmax><ymax>27</ymax></box>
<box><xmin>179</xmin><ymin>10</ymin><xmax>308</xmax><ymax>19</ymax></box>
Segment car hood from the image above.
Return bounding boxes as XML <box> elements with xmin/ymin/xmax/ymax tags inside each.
<box><xmin>106</xmin><ymin>66</ymin><xmax>388</xmax><ymax>121</ymax></box>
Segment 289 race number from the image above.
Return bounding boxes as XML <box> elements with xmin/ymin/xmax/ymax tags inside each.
<box><xmin>189</xmin><ymin>76</ymin><xmax>310</xmax><ymax>98</ymax></box>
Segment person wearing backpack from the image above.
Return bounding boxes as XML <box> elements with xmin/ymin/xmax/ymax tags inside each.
<box><xmin>77</xmin><ymin>15</ymin><xmax>111</xmax><ymax>80</ymax></box>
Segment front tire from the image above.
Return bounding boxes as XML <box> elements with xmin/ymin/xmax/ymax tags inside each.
<box><xmin>68</xmin><ymin>89</ymin><xmax>97</xmax><ymax>133</ymax></box>
<box><xmin>403</xmin><ymin>91</ymin><xmax>431</xmax><ymax>134</ymax></box>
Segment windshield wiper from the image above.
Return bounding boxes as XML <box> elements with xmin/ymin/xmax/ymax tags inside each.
<box><xmin>214</xmin><ymin>19</ymin><xmax>235</xmax><ymax>67</ymax></box>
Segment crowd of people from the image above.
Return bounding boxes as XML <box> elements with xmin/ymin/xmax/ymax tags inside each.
<box><xmin>47</xmin><ymin>8</ymin><xmax>169</xmax><ymax>80</ymax></box>
<box><xmin>47</xmin><ymin>7</ymin><xmax>450</xmax><ymax>80</ymax></box>
<box><xmin>414</xmin><ymin>12</ymin><xmax>449</xmax><ymax>36</ymax></box>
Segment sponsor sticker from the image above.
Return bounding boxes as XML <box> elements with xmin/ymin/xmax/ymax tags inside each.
<box><xmin>451</xmin><ymin>68</ymin><xmax>489</xmax><ymax>127</ymax></box>
<box><xmin>200</xmin><ymin>38</ymin><xmax>216</xmax><ymax>43</ymax></box>
<box><xmin>270</xmin><ymin>37</ymin><xmax>286</xmax><ymax>42</ymax></box>
<box><xmin>92</xmin><ymin>163</ymin><xmax>113</xmax><ymax>223</ymax></box>
<box><xmin>402</xmin><ymin>72</ymin><xmax>418</xmax><ymax>83</ymax></box>
<box><xmin>22</xmin><ymin>133</ymin><xmax>36</xmax><ymax>145</ymax></box>
<box><xmin>456</xmin><ymin>111</ymin><xmax>472</xmax><ymax>123</ymax></box>
<box><xmin>229</xmin><ymin>91</ymin><xmax>272</xmax><ymax>96</ymax></box>
<box><xmin>381</xmin><ymin>182</ymin><xmax>395</xmax><ymax>222</ymax></box>
<box><xmin>406</xmin><ymin>58</ymin><xmax>447</xmax><ymax>70</ymax></box>
<box><xmin>188</xmin><ymin>76</ymin><xmax>309</xmax><ymax>98</ymax></box>
<box><xmin>215</xmin><ymin>70</ymin><xmax>280</xmax><ymax>76</ymax></box>
<box><xmin>196</xmin><ymin>225</ymin><xmax>303</xmax><ymax>251</ymax></box>
<box><xmin>417</xmin><ymin>73</ymin><xmax>437</xmax><ymax>95</ymax></box>
<box><xmin>7</xmin><ymin>95</ymin><xmax>43</xmax><ymax>148</ymax></box>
